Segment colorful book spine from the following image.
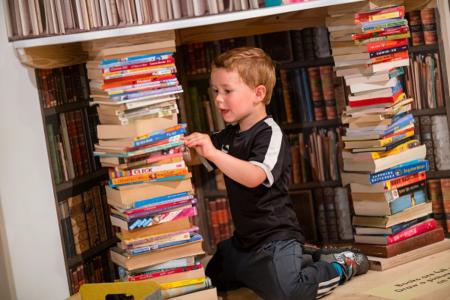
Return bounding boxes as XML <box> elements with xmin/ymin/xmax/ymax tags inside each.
<box><xmin>370</xmin><ymin>160</ymin><xmax>429</xmax><ymax>184</ymax></box>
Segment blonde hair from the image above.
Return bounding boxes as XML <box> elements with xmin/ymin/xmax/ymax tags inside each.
<box><xmin>211</xmin><ymin>47</ymin><xmax>276</xmax><ymax>105</ymax></box>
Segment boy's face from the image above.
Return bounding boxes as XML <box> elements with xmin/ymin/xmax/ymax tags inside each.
<box><xmin>210</xmin><ymin>68</ymin><xmax>266</xmax><ymax>128</ymax></box>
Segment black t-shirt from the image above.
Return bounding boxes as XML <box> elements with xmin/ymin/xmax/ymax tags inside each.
<box><xmin>208</xmin><ymin>116</ymin><xmax>304</xmax><ymax>250</ymax></box>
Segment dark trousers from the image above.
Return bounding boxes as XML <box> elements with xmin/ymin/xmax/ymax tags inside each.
<box><xmin>205</xmin><ymin>239</ymin><xmax>340</xmax><ymax>300</ymax></box>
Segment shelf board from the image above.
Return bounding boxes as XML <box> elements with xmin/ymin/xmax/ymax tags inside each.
<box><xmin>290</xmin><ymin>180</ymin><xmax>341</xmax><ymax>191</ymax></box>
<box><xmin>409</xmin><ymin>43</ymin><xmax>439</xmax><ymax>53</ymax></box>
<box><xmin>281</xmin><ymin>119</ymin><xmax>341</xmax><ymax>131</ymax></box>
<box><xmin>67</xmin><ymin>238</ymin><xmax>117</xmax><ymax>268</ymax></box>
<box><xmin>428</xmin><ymin>170</ymin><xmax>450</xmax><ymax>179</ymax></box>
<box><xmin>56</xmin><ymin>168</ymin><xmax>108</xmax><ymax>200</ymax></box>
<box><xmin>11</xmin><ymin>0</ymin><xmax>364</xmax><ymax>49</ymax></box>
<box><xmin>279</xmin><ymin>56</ymin><xmax>334</xmax><ymax>69</ymax></box>
<box><xmin>44</xmin><ymin>100</ymin><xmax>91</xmax><ymax>118</ymax></box>
<box><xmin>412</xmin><ymin>107</ymin><xmax>447</xmax><ymax>117</ymax></box>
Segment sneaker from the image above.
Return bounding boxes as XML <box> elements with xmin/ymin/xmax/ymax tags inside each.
<box><xmin>319</xmin><ymin>248</ymin><xmax>369</xmax><ymax>282</ymax></box>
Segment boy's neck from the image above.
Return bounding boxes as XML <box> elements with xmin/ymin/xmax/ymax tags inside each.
<box><xmin>238</xmin><ymin>109</ymin><xmax>268</xmax><ymax>132</ymax></box>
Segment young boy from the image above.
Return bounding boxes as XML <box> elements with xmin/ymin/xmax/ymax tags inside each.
<box><xmin>184</xmin><ymin>47</ymin><xmax>368</xmax><ymax>300</ymax></box>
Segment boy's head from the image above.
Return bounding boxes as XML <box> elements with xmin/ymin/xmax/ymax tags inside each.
<box><xmin>211</xmin><ymin>47</ymin><xmax>276</xmax><ymax>105</ymax></box>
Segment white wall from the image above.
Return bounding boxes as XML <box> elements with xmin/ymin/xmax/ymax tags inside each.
<box><xmin>0</xmin><ymin>2</ymin><xmax>69</xmax><ymax>299</ymax></box>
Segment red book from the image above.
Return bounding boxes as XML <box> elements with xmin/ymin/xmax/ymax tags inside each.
<box><xmin>352</xmin><ymin>26</ymin><xmax>409</xmax><ymax>40</ymax></box>
<box><xmin>102</xmin><ymin>74</ymin><xmax>177</xmax><ymax>89</ymax></box>
<box><xmin>366</xmin><ymin>39</ymin><xmax>409</xmax><ymax>53</ymax></box>
<box><xmin>128</xmin><ymin>264</ymin><xmax>203</xmax><ymax>281</ymax></box>
<box><xmin>348</xmin><ymin>90</ymin><xmax>404</xmax><ymax>107</ymax></box>
<box><xmin>355</xmin><ymin>6</ymin><xmax>405</xmax><ymax>24</ymax></box>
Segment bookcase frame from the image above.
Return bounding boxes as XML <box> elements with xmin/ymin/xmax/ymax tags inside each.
<box><xmin>4</xmin><ymin>0</ymin><xmax>450</xmax><ymax>293</ymax></box>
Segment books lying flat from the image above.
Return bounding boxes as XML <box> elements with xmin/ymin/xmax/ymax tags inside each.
<box><xmin>97</xmin><ymin>114</ymin><xmax>178</xmax><ymax>139</ymax></box>
<box><xmin>352</xmin><ymin>187</ymin><xmax>427</xmax><ymax>217</ymax></box>
<box><xmin>128</xmin><ymin>265</ymin><xmax>205</xmax><ymax>284</ymax></box>
<box><xmin>168</xmin><ymin>287</ymin><xmax>217</xmax><ymax>300</ymax></box>
<box><xmin>354</xmin><ymin>216</ymin><xmax>429</xmax><ymax>235</ymax></box>
<box><xmin>110</xmin><ymin>239</ymin><xmax>204</xmax><ymax>271</ymax></box>
<box><xmin>343</xmin><ymin>144</ymin><xmax>425</xmax><ymax>173</ymax></box>
<box><xmin>354</xmin><ymin>226</ymin><xmax>445</xmax><ymax>258</ymax></box>
<box><xmin>352</xmin><ymin>202</ymin><xmax>432</xmax><ymax>228</ymax></box>
<box><xmin>118</xmin><ymin>218</ymin><xmax>192</xmax><ymax>241</ymax></box>
<box><xmin>368</xmin><ymin>239</ymin><xmax>450</xmax><ymax>271</ymax></box>
<box><xmin>106</xmin><ymin>177</ymin><xmax>193</xmax><ymax>209</ymax></box>
<box><xmin>353</xmin><ymin>218</ymin><xmax>437</xmax><ymax>245</ymax></box>
<box><xmin>344</xmin><ymin>171</ymin><xmax>426</xmax><ymax>192</ymax></box>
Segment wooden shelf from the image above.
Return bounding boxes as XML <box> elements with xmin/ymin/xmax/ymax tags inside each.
<box><xmin>409</xmin><ymin>43</ymin><xmax>439</xmax><ymax>53</ymax></box>
<box><xmin>56</xmin><ymin>168</ymin><xmax>108</xmax><ymax>200</ymax></box>
<box><xmin>67</xmin><ymin>238</ymin><xmax>117</xmax><ymax>268</ymax></box>
<box><xmin>281</xmin><ymin>119</ymin><xmax>341</xmax><ymax>132</ymax></box>
<box><xmin>412</xmin><ymin>107</ymin><xmax>447</xmax><ymax>117</ymax></box>
<box><xmin>290</xmin><ymin>180</ymin><xmax>341</xmax><ymax>192</ymax></box>
<box><xmin>10</xmin><ymin>0</ymin><xmax>364</xmax><ymax>49</ymax></box>
<box><xmin>279</xmin><ymin>57</ymin><xmax>334</xmax><ymax>69</ymax></box>
<box><xmin>186</xmin><ymin>73</ymin><xmax>210</xmax><ymax>82</ymax></box>
<box><xmin>428</xmin><ymin>170</ymin><xmax>450</xmax><ymax>179</ymax></box>
<box><xmin>44</xmin><ymin>100</ymin><xmax>91</xmax><ymax>118</ymax></box>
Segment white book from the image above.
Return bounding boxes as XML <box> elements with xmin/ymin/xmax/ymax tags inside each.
<box><xmin>27</xmin><ymin>0</ymin><xmax>40</xmax><ymax>34</ymax></box>
<box><xmin>248</xmin><ymin>0</ymin><xmax>258</xmax><ymax>9</ymax></box>
<box><xmin>207</xmin><ymin>0</ymin><xmax>218</xmax><ymax>14</ymax></box>
<box><xmin>54</xmin><ymin>0</ymin><xmax>66</xmax><ymax>33</ymax></box>
<box><xmin>171</xmin><ymin>0</ymin><xmax>181</xmax><ymax>19</ymax></box>
<box><xmin>150</xmin><ymin>0</ymin><xmax>160</xmax><ymax>22</ymax></box>
<box><xmin>99</xmin><ymin>0</ymin><xmax>109</xmax><ymax>26</ymax></box>
<box><xmin>349</xmin><ymin>77</ymin><xmax>398</xmax><ymax>94</ymax></box>
<box><xmin>18</xmin><ymin>0</ymin><xmax>31</xmax><ymax>35</ymax></box>
<box><xmin>166</xmin><ymin>0</ymin><xmax>174</xmax><ymax>20</ymax></box>
<box><xmin>192</xmin><ymin>0</ymin><xmax>206</xmax><ymax>16</ymax></box>
<box><xmin>104</xmin><ymin>0</ymin><xmax>114</xmax><ymax>25</ymax></box>
<box><xmin>240</xmin><ymin>0</ymin><xmax>248</xmax><ymax>10</ymax></box>
<box><xmin>217</xmin><ymin>0</ymin><xmax>224</xmax><ymax>12</ymax></box>
<box><xmin>134</xmin><ymin>0</ymin><xmax>143</xmax><ymax>24</ymax></box>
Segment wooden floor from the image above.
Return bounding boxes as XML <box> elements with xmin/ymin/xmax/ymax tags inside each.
<box><xmin>220</xmin><ymin>249</ymin><xmax>450</xmax><ymax>300</ymax></box>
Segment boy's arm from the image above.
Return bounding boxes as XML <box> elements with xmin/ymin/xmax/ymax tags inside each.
<box><xmin>184</xmin><ymin>133</ymin><xmax>266</xmax><ymax>188</ymax></box>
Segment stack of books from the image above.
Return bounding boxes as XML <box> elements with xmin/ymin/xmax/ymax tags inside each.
<box><xmin>84</xmin><ymin>33</ymin><xmax>217</xmax><ymax>299</ymax></box>
<box><xmin>327</xmin><ymin>2</ymin><xmax>445</xmax><ymax>259</ymax></box>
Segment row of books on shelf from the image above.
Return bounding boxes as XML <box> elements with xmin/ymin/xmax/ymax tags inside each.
<box><xmin>36</xmin><ymin>65</ymin><xmax>90</xmax><ymax>109</ymax></box>
<box><xmin>404</xmin><ymin>52</ymin><xmax>446</xmax><ymax>110</ymax></box>
<box><xmin>46</xmin><ymin>108</ymin><xmax>100</xmax><ymax>184</ymax></box>
<box><xmin>181</xmin><ymin>26</ymin><xmax>332</xmax><ymax>76</ymax></box>
<box><xmin>415</xmin><ymin>115</ymin><xmax>450</xmax><ymax>171</ymax></box>
<box><xmin>205</xmin><ymin>197</ymin><xmax>233</xmax><ymax>249</ymax></box>
<box><xmin>274</xmin><ymin>66</ymin><xmax>342</xmax><ymax>124</ymax></box>
<box><xmin>69</xmin><ymin>252</ymin><xmax>111</xmax><ymax>294</ymax></box>
<box><xmin>85</xmin><ymin>35</ymin><xmax>217</xmax><ymax>298</ymax></box>
<box><xmin>407</xmin><ymin>8</ymin><xmax>438</xmax><ymax>46</ymax></box>
<box><xmin>58</xmin><ymin>184</ymin><xmax>112</xmax><ymax>257</ymax></box>
<box><xmin>326</xmin><ymin>3</ymin><xmax>447</xmax><ymax>260</ymax></box>
<box><xmin>289</xmin><ymin>129</ymin><xmax>340</xmax><ymax>184</ymax></box>
<box><xmin>6</xmin><ymin>0</ymin><xmax>275</xmax><ymax>39</ymax></box>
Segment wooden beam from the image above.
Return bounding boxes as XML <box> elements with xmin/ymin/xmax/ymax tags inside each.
<box><xmin>177</xmin><ymin>8</ymin><xmax>327</xmax><ymax>45</ymax></box>
<box><xmin>16</xmin><ymin>43</ymin><xmax>87</xmax><ymax>69</ymax></box>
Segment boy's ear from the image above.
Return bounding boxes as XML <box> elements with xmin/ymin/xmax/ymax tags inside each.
<box><xmin>255</xmin><ymin>85</ymin><xmax>267</xmax><ymax>103</ymax></box>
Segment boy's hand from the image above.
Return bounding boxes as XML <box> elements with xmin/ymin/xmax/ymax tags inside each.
<box><xmin>183</xmin><ymin>133</ymin><xmax>218</xmax><ymax>161</ymax></box>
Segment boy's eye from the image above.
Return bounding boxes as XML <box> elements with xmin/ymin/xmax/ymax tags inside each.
<box><xmin>224</xmin><ymin>89</ymin><xmax>232</xmax><ymax>94</ymax></box>
<box><xmin>212</xmin><ymin>89</ymin><xmax>218</xmax><ymax>94</ymax></box>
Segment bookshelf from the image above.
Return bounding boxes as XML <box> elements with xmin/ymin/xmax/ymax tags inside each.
<box><xmin>2</xmin><ymin>0</ymin><xmax>450</xmax><ymax>297</ymax></box>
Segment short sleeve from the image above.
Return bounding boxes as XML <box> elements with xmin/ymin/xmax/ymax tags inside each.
<box><xmin>248</xmin><ymin>120</ymin><xmax>287</xmax><ymax>187</ymax></box>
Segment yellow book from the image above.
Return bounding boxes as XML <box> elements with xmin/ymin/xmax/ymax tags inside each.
<box><xmin>159</xmin><ymin>277</ymin><xmax>205</xmax><ymax>290</ymax></box>
<box><xmin>371</xmin><ymin>139</ymin><xmax>420</xmax><ymax>159</ymax></box>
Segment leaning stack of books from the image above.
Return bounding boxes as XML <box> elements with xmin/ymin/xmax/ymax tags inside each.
<box><xmin>327</xmin><ymin>2</ymin><xmax>446</xmax><ymax>260</ymax></box>
<box><xmin>84</xmin><ymin>33</ymin><xmax>217</xmax><ymax>299</ymax></box>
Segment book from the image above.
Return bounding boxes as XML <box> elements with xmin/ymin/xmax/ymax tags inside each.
<box><xmin>97</xmin><ymin>114</ymin><xmax>178</xmax><ymax>139</ymax></box>
<box><xmin>354</xmin><ymin>226</ymin><xmax>444</xmax><ymax>257</ymax></box>
<box><xmin>354</xmin><ymin>218</ymin><xmax>437</xmax><ymax>245</ymax></box>
<box><xmin>354</xmin><ymin>215</ymin><xmax>429</xmax><ymax>235</ymax></box>
<box><xmin>106</xmin><ymin>177</ymin><xmax>193</xmax><ymax>209</ymax></box>
<box><xmin>352</xmin><ymin>202</ymin><xmax>432</xmax><ymax>228</ymax></box>
<box><xmin>369</xmin><ymin>159</ymin><xmax>428</xmax><ymax>184</ymax></box>
<box><xmin>110</xmin><ymin>239</ymin><xmax>204</xmax><ymax>271</ymax></box>
<box><xmin>352</xmin><ymin>187</ymin><xmax>427</xmax><ymax>217</ymax></box>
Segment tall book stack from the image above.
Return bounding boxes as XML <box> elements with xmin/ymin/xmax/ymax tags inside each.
<box><xmin>327</xmin><ymin>2</ymin><xmax>446</xmax><ymax>260</ymax></box>
<box><xmin>84</xmin><ymin>33</ymin><xmax>217</xmax><ymax>299</ymax></box>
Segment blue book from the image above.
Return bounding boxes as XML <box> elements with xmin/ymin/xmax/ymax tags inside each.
<box><xmin>110</xmin><ymin>86</ymin><xmax>183</xmax><ymax>101</ymax></box>
<box><xmin>100</xmin><ymin>52</ymin><xmax>174</xmax><ymax>67</ymax></box>
<box><xmin>133</xmin><ymin>192</ymin><xmax>190</xmax><ymax>208</ymax></box>
<box><xmin>134</xmin><ymin>126</ymin><xmax>187</xmax><ymax>147</ymax></box>
<box><xmin>128</xmin><ymin>233</ymin><xmax>203</xmax><ymax>256</ymax></box>
<box><xmin>300</xmin><ymin>68</ymin><xmax>314</xmax><ymax>122</ymax></box>
<box><xmin>369</xmin><ymin>160</ymin><xmax>429</xmax><ymax>184</ymax></box>
<box><xmin>390</xmin><ymin>189</ymin><xmax>427</xmax><ymax>215</ymax></box>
